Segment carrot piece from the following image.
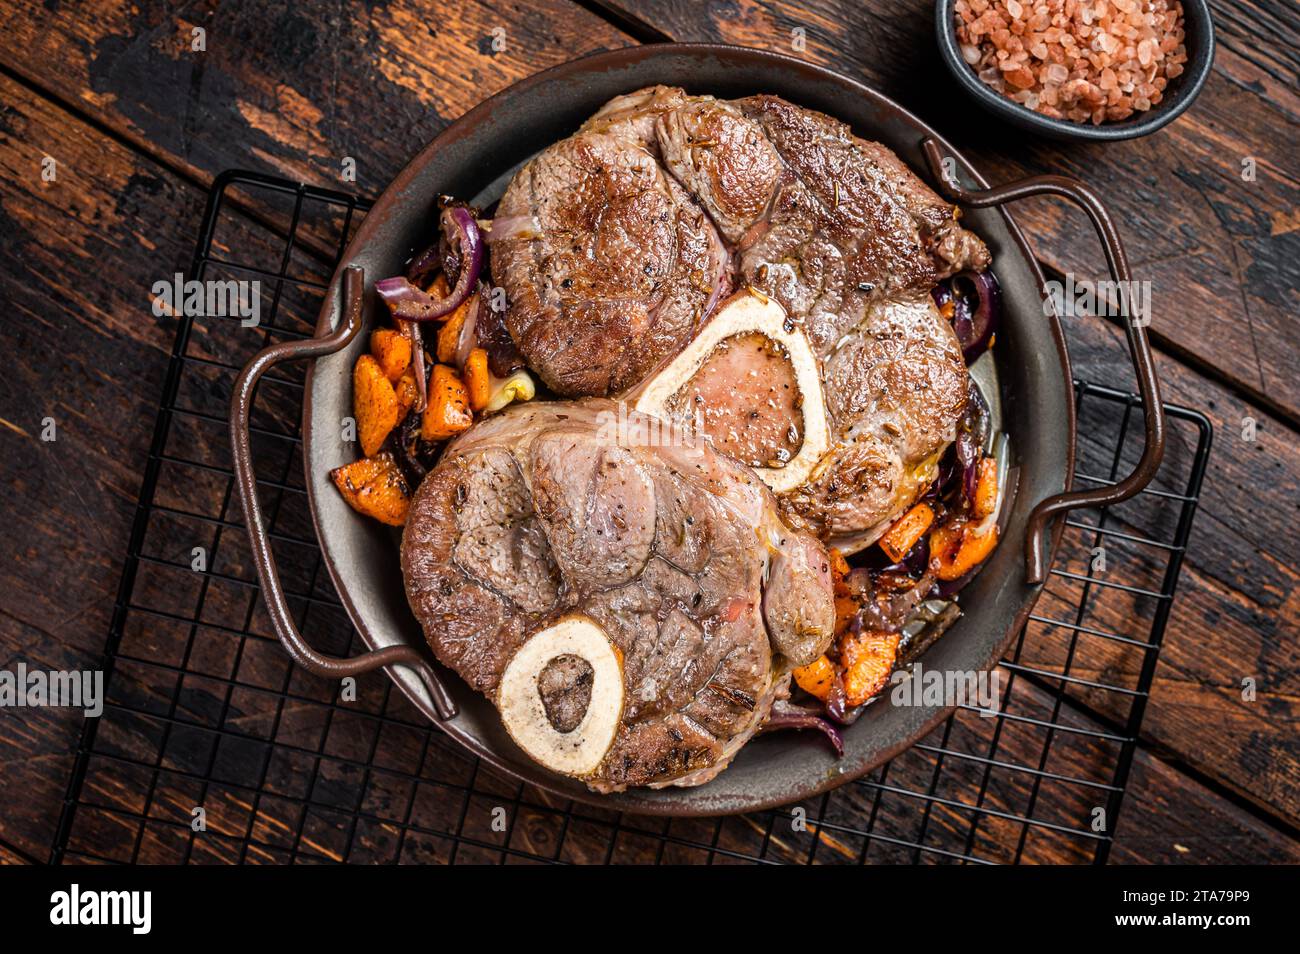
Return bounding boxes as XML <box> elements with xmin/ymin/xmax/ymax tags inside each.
<box><xmin>828</xmin><ymin>547</ymin><xmax>851</xmax><ymax>595</ymax></box>
<box><xmin>834</xmin><ymin>595</ymin><xmax>861</xmax><ymax>636</ymax></box>
<box><xmin>879</xmin><ymin>501</ymin><xmax>935</xmax><ymax>563</ymax></box>
<box><xmin>421</xmin><ymin>364</ymin><xmax>473</xmax><ymax>441</ymax></box>
<box><xmin>435</xmin><ymin>289</ymin><xmax>478</xmax><ymax>363</ymax></box>
<box><xmin>354</xmin><ymin>353</ymin><xmax>400</xmax><ymax>457</ymax></box>
<box><xmin>330</xmin><ymin>452</ymin><xmax>411</xmax><ymax>526</ymax></box>
<box><xmin>824</xmin><ymin>548</ymin><xmax>860</xmax><ymax>634</ymax></box>
<box><xmin>840</xmin><ymin>630</ymin><xmax>901</xmax><ymax>707</ymax></box>
<box><xmin>394</xmin><ymin>364</ymin><xmax>420</xmax><ymax>421</ymax></box>
<box><xmin>930</xmin><ymin>520</ymin><xmax>1000</xmax><ymax>581</ymax></box>
<box><xmin>370</xmin><ymin>328</ymin><xmax>412</xmax><ymax>382</ymax></box>
<box><xmin>973</xmin><ymin>457</ymin><xmax>999</xmax><ymax>519</ymax></box>
<box><xmin>793</xmin><ymin>655</ymin><xmax>836</xmax><ymax>702</ymax></box>
<box><xmin>464</xmin><ymin>348</ymin><xmax>491</xmax><ymax>411</ymax></box>
<box><xmin>436</xmin><ymin>309</ymin><xmax>463</xmax><ymax>363</ymax></box>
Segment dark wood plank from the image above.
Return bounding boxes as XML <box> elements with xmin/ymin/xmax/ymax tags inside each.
<box><xmin>0</xmin><ymin>73</ymin><xmax>352</xmax><ymax>863</ymax></box>
<box><xmin>0</xmin><ymin>0</ymin><xmax>631</xmax><ymax>193</ymax></box>
<box><xmin>593</xmin><ymin>0</ymin><xmax>1300</xmax><ymax>424</ymax></box>
<box><xmin>0</xmin><ymin>71</ymin><xmax>200</xmax><ymax>859</ymax></box>
<box><xmin>1022</xmin><ymin>311</ymin><xmax>1300</xmax><ymax>828</ymax></box>
<box><xmin>1112</xmin><ymin>749</ymin><xmax>1300</xmax><ymax>863</ymax></box>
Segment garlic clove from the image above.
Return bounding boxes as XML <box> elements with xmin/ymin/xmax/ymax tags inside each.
<box><xmin>485</xmin><ymin>368</ymin><xmax>536</xmax><ymax>414</ymax></box>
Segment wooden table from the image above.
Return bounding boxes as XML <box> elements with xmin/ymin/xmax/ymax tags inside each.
<box><xmin>0</xmin><ymin>0</ymin><xmax>1295</xmax><ymax>864</ymax></box>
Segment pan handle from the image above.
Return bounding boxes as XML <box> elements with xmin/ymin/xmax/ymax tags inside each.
<box><xmin>229</xmin><ymin>265</ymin><xmax>457</xmax><ymax>720</ymax></box>
<box><xmin>920</xmin><ymin>139</ymin><xmax>1165</xmax><ymax>585</ymax></box>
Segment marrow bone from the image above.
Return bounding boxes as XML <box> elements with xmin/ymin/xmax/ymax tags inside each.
<box><xmin>497</xmin><ymin>615</ymin><xmax>625</xmax><ymax>777</ymax></box>
<box><xmin>635</xmin><ymin>291</ymin><xmax>830</xmax><ymax>494</ymax></box>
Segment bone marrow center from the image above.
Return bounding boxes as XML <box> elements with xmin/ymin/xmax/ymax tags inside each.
<box><xmin>537</xmin><ymin>653</ymin><xmax>595</xmax><ymax>734</ymax></box>
<box><xmin>636</xmin><ymin>292</ymin><xmax>830</xmax><ymax>494</ymax></box>
<box><xmin>664</xmin><ymin>332</ymin><xmax>804</xmax><ymax>469</ymax></box>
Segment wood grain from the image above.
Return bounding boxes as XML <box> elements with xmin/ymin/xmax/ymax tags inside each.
<box><xmin>594</xmin><ymin>0</ymin><xmax>1300</xmax><ymax>425</ymax></box>
<box><xmin>1024</xmin><ymin>311</ymin><xmax>1300</xmax><ymax>827</ymax></box>
<box><xmin>0</xmin><ymin>0</ymin><xmax>630</xmax><ymax>193</ymax></box>
<box><xmin>0</xmin><ymin>71</ymin><xmax>198</xmax><ymax>859</ymax></box>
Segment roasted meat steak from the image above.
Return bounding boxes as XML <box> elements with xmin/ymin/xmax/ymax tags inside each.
<box><xmin>489</xmin><ymin>87</ymin><xmax>730</xmax><ymax>398</ymax></box>
<box><xmin>492</xmin><ymin>89</ymin><xmax>989</xmax><ymax>549</ymax></box>
<box><xmin>401</xmin><ymin>400</ymin><xmax>835</xmax><ymax>791</ymax></box>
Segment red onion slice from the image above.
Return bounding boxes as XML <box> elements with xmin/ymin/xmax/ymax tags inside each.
<box><xmin>404</xmin><ymin>244</ymin><xmax>440</xmax><ymax>286</ymax></box>
<box><xmin>950</xmin><ymin>270</ymin><xmax>1001</xmax><ymax>362</ymax></box>
<box><xmin>453</xmin><ymin>290</ymin><xmax>481</xmax><ymax>370</ymax></box>
<box><xmin>399</xmin><ymin>319</ymin><xmax>427</xmax><ymax>412</ymax></box>
<box><xmin>761</xmin><ymin>700</ymin><xmax>845</xmax><ymax>756</ymax></box>
<box><xmin>376</xmin><ymin>206</ymin><xmax>483</xmax><ymax>322</ymax></box>
<box><xmin>485</xmin><ymin>214</ymin><xmax>540</xmax><ymax>243</ymax></box>
<box><xmin>933</xmin><ymin>270</ymin><xmax>1001</xmax><ymax>363</ymax></box>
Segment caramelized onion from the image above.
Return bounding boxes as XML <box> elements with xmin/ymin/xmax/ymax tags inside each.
<box><xmin>761</xmin><ymin>700</ymin><xmax>845</xmax><ymax>756</ymax></box>
<box><xmin>933</xmin><ymin>269</ymin><xmax>1001</xmax><ymax>363</ymax></box>
<box><xmin>376</xmin><ymin>206</ymin><xmax>483</xmax><ymax>322</ymax></box>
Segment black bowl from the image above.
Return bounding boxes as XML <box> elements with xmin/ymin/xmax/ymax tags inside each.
<box><xmin>936</xmin><ymin>0</ymin><xmax>1215</xmax><ymax>141</ymax></box>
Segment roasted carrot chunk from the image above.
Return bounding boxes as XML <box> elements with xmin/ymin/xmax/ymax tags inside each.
<box><xmin>834</xmin><ymin>595</ymin><xmax>861</xmax><ymax>637</ymax></box>
<box><xmin>421</xmin><ymin>364</ymin><xmax>473</xmax><ymax>441</ymax></box>
<box><xmin>435</xmin><ymin>289</ymin><xmax>478</xmax><ymax>363</ymax></box>
<box><xmin>354</xmin><ymin>353</ymin><xmax>400</xmax><ymax>457</ymax></box>
<box><xmin>370</xmin><ymin>328</ymin><xmax>412</xmax><ymax>382</ymax></box>
<box><xmin>464</xmin><ymin>347</ymin><xmax>491</xmax><ymax>411</ymax></box>
<box><xmin>972</xmin><ymin>457</ymin><xmax>999</xmax><ymax>520</ymax></box>
<box><xmin>839</xmin><ymin>630</ymin><xmax>901</xmax><ymax>707</ymax></box>
<box><xmin>828</xmin><ymin>547</ymin><xmax>851</xmax><ymax>595</ymax></box>
<box><xmin>436</xmin><ymin>310</ymin><xmax>463</xmax><ymax>364</ymax></box>
<box><xmin>879</xmin><ymin>501</ymin><xmax>935</xmax><ymax>563</ymax></box>
<box><xmin>330</xmin><ymin>452</ymin><xmax>410</xmax><ymax>526</ymax></box>
<box><xmin>793</xmin><ymin>655</ymin><xmax>836</xmax><ymax>702</ymax></box>
<box><xmin>394</xmin><ymin>364</ymin><xmax>420</xmax><ymax>421</ymax></box>
<box><xmin>930</xmin><ymin>519</ymin><xmax>1000</xmax><ymax>581</ymax></box>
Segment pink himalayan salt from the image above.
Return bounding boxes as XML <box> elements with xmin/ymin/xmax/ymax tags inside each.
<box><xmin>954</xmin><ymin>0</ymin><xmax>1188</xmax><ymax>125</ymax></box>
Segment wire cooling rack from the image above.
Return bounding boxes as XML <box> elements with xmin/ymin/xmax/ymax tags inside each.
<box><xmin>50</xmin><ymin>171</ymin><xmax>1211</xmax><ymax>865</ymax></box>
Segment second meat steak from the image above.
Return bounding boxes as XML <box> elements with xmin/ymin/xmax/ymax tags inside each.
<box><xmin>491</xmin><ymin>88</ymin><xmax>990</xmax><ymax>549</ymax></box>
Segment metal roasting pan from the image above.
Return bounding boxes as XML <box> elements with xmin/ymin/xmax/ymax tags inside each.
<box><xmin>230</xmin><ymin>45</ymin><xmax>1164</xmax><ymax>816</ymax></box>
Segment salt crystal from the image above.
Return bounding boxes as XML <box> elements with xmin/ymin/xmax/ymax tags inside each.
<box><xmin>953</xmin><ymin>0</ymin><xmax>1186</xmax><ymax>126</ymax></box>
